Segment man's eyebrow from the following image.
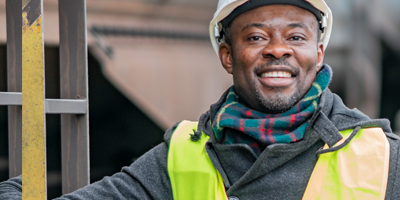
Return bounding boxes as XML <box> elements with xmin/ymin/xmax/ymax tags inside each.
<box><xmin>241</xmin><ymin>23</ymin><xmax>267</xmax><ymax>31</ymax></box>
<box><xmin>241</xmin><ymin>22</ymin><xmax>310</xmax><ymax>31</ymax></box>
<box><xmin>288</xmin><ymin>23</ymin><xmax>308</xmax><ymax>29</ymax></box>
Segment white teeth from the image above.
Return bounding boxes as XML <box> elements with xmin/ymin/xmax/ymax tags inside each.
<box><xmin>260</xmin><ymin>71</ymin><xmax>292</xmax><ymax>78</ymax></box>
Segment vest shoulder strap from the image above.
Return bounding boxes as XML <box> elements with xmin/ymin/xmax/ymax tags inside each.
<box><xmin>303</xmin><ymin>127</ymin><xmax>390</xmax><ymax>200</ymax></box>
<box><xmin>167</xmin><ymin>120</ymin><xmax>227</xmax><ymax>200</ymax></box>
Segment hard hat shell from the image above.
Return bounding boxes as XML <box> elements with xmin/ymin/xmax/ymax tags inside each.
<box><xmin>209</xmin><ymin>0</ymin><xmax>333</xmax><ymax>55</ymax></box>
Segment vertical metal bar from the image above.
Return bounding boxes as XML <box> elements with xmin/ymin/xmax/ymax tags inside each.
<box><xmin>22</xmin><ymin>0</ymin><xmax>47</xmax><ymax>199</ymax></box>
<box><xmin>59</xmin><ymin>0</ymin><xmax>90</xmax><ymax>194</ymax></box>
<box><xmin>6</xmin><ymin>0</ymin><xmax>23</xmax><ymax>178</ymax></box>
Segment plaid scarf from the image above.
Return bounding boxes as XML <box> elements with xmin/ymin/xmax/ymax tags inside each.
<box><xmin>212</xmin><ymin>65</ymin><xmax>332</xmax><ymax>155</ymax></box>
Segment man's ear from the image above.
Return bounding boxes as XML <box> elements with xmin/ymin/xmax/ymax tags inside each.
<box><xmin>219</xmin><ymin>43</ymin><xmax>233</xmax><ymax>74</ymax></box>
<box><xmin>317</xmin><ymin>42</ymin><xmax>325</xmax><ymax>71</ymax></box>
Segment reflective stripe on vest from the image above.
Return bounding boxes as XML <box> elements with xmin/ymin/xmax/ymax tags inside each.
<box><xmin>168</xmin><ymin>121</ymin><xmax>390</xmax><ymax>200</ymax></box>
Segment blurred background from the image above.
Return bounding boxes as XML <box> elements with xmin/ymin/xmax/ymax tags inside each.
<box><xmin>0</xmin><ymin>0</ymin><xmax>399</xmax><ymax>198</ymax></box>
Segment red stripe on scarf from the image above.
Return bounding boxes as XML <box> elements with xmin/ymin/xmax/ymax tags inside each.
<box><xmin>246</xmin><ymin>111</ymin><xmax>251</xmax><ymax>116</ymax></box>
<box><xmin>268</xmin><ymin>118</ymin><xmax>275</xmax><ymax>143</ymax></box>
<box><xmin>239</xmin><ymin>119</ymin><xmax>244</xmax><ymax>132</ymax></box>
<box><xmin>290</xmin><ymin>114</ymin><xmax>295</xmax><ymax>126</ymax></box>
<box><xmin>260</xmin><ymin>119</ymin><xmax>266</xmax><ymax>141</ymax></box>
<box><xmin>290</xmin><ymin>133</ymin><xmax>296</xmax><ymax>142</ymax></box>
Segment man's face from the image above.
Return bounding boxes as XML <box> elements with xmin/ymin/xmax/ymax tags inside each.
<box><xmin>219</xmin><ymin>5</ymin><xmax>325</xmax><ymax>114</ymax></box>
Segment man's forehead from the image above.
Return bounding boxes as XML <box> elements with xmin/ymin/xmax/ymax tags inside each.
<box><xmin>232</xmin><ymin>5</ymin><xmax>318</xmax><ymax>30</ymax></box>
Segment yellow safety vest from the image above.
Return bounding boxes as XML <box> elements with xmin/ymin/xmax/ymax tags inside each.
<box><xmin>168</xmin><ymin>120</ymin><xmax>390</xmax><ymax>200</ymax></box>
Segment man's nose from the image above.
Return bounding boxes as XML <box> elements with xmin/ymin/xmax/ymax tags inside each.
<box><xmin>262</xmin><ymin>39</ymin><xmax>293</xmax><ymax>59</ymax></box>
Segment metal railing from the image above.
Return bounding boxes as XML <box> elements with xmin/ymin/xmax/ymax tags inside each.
<box><xmin>0</xmin><ymin>0</ymin><xmax>90</xmax><ymax>198</ymax></box>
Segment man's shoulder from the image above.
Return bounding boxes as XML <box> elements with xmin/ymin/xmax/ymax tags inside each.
<box><xmin>328</xmin><ymin>92</ymin><xmax>399</xmax><ymax>139</ymax></box>
<box><xmin>329</xmin><ymin>93</ymin><xmax>370</xmax><ymax>122</ymax></box>
<box><xmin>328</xmin><ymin>93</ymin><xmax>393</xmax><ymax>132</ymax></box>
<box><xmin>163</xmin><ymin>119</ymin><xmax>209</xmax><ymax>146</ymax></box>
<box><xmin>163</xmin><ymin>121</ymin><xmax>182</xmax><ymax>146</ymax></box>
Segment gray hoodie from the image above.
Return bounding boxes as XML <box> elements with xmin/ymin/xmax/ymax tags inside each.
<box><xmin>1</xmin><ymin>89</ymin><xmax>400</xmax><ymax>200</ymax></box>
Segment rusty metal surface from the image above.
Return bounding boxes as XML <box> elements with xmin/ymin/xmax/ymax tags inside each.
<box><xmin>59</xmin><ymin>0</ymin><xmax>90</xmax><ymax>194</ymax></box>
<box><xmin>6</xmin><ymin>0</ymin><xmax>23</xmax><ymax>179</ymax></box>
<box><xmin>22</xmin><ymin>0</ymin><xmax>47</xmax><ymax>199</ymax></box>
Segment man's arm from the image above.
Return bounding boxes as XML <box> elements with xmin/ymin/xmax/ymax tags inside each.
<box><xmin>58</xmin><ymin>142</ymin><xmax>172</xmax><ymax>200</ymax></box>
<box><xmin>0</xmin><ymin>142</ymin><xmax>173</xmax><ymax>200</ymax></box>
<box><xmin>0</xmin><ymin>175</ymin><xmax>22</xmax><ymax>200</ymax></box>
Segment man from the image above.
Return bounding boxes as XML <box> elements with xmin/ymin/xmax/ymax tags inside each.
<box><xmin>1</xmin><ymin>0</ymin><xmax>400</xmax><ymax>199</ymax></box>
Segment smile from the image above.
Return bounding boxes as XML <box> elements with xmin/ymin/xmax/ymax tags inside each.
<box><xmin>260</xmin><ymin>71</ymin><xmax>293</xmax><ymax>78</ymax></box>
<box><xmin>258</xmin><ymin>70</ymin><xmax>296</xmax><ymax>88</ymax></box>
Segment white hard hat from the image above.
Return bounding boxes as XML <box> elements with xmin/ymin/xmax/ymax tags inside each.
<box><xmin>209</xmin><ymin>0</ymin><xmax>333</xmax><ymax>55</ymax></box>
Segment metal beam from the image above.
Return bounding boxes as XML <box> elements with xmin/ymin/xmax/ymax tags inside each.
<box><xmin>22</xmin><ymin>0</ymin><xmax>47</xmax><ymax>199</ymax></box>
<box><xmin>0</xmin><ymin>92</ymin><xmax>87</xmax><ymax>114</ymax></box>
<box><xmin>59</xmin><ymin>0</ymin><xmax>90</xmax><ymax>194</ymax></box>
<box><xmin>0</xmin><ymin>92</ymin><xmax>22</xmax><ymax>105</ymax></box>
<box><xmin>45</xmin><ymin>99</ymin><xmax>87</xmax><ymax>114</ymax></box>
<box><xmin>6</xmin><ymin>0</ymin><xmax>23</xmax><ymax>179</ymax></box>
<box><xmin>91</xmin><ymin>26</ymin><xmax>210</xmax><ymax>41</ymax></box>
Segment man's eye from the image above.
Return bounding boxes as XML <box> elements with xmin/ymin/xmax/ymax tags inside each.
<box><xmin>249</xmin><ymin>36</ymin><xmax>262</xmax><ymax>41</ymax></box>
<box><xmin>290</xmin><ymin>36</ymin><xmax>303</xmax><ymax>41</ymax></box>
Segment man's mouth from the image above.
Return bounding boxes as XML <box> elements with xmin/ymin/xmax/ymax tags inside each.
<box><xmin>259</xmin><ymin>71</ymin><xmax>294</xmax><ymax>78</ymax></box>
<box><xmin>257</xmin><ymin>70</ymin><xmax>296</xmax><ymax>88</ymax></box>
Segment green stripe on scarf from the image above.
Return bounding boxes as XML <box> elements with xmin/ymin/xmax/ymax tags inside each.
<box><xmin>212</xmin><ymin>65</ymin><xmax>332</xmax><ymax>155</ymax></box>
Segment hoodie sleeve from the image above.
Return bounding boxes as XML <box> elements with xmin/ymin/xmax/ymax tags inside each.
<box><xmin>0</xmin><ymin>175</ymin><xmax>22</xmax><ymax>200</ymax></box>
<box><xmin>0</xmin><ymin>142</ymin><xmax>173</xmax><ymax>200</ymax></box>
<box><xmin>57</xmin><ymin>142</ymin><xmax>172</xmax><ymax>200</ymax></box>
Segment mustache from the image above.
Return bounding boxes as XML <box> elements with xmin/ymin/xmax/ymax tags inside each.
<box><xmin>255</xmin><ymin>58</ymin><xmax>299</xmax><ymax>74</ymax></box>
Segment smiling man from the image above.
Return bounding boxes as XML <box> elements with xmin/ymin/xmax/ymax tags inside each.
<box><xmin>2</xmin><ymin>0</ymin><xmax>400</xmax><ymax>199</ymax></box>
<box><xmin>219</xmin><ymin>4</ymin><xmax>323</xmax><ymax>114</ymax></box>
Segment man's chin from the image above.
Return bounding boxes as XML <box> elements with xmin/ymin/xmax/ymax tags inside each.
<box><xmin>256</xmin><ymin>92</ymin><xmax>301</xmax><ymax>114</ymax></box>
<box><xmin>258</xmin><ymin>103</ymin><xmax>294</xmax><ymax>114</ymax></box>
